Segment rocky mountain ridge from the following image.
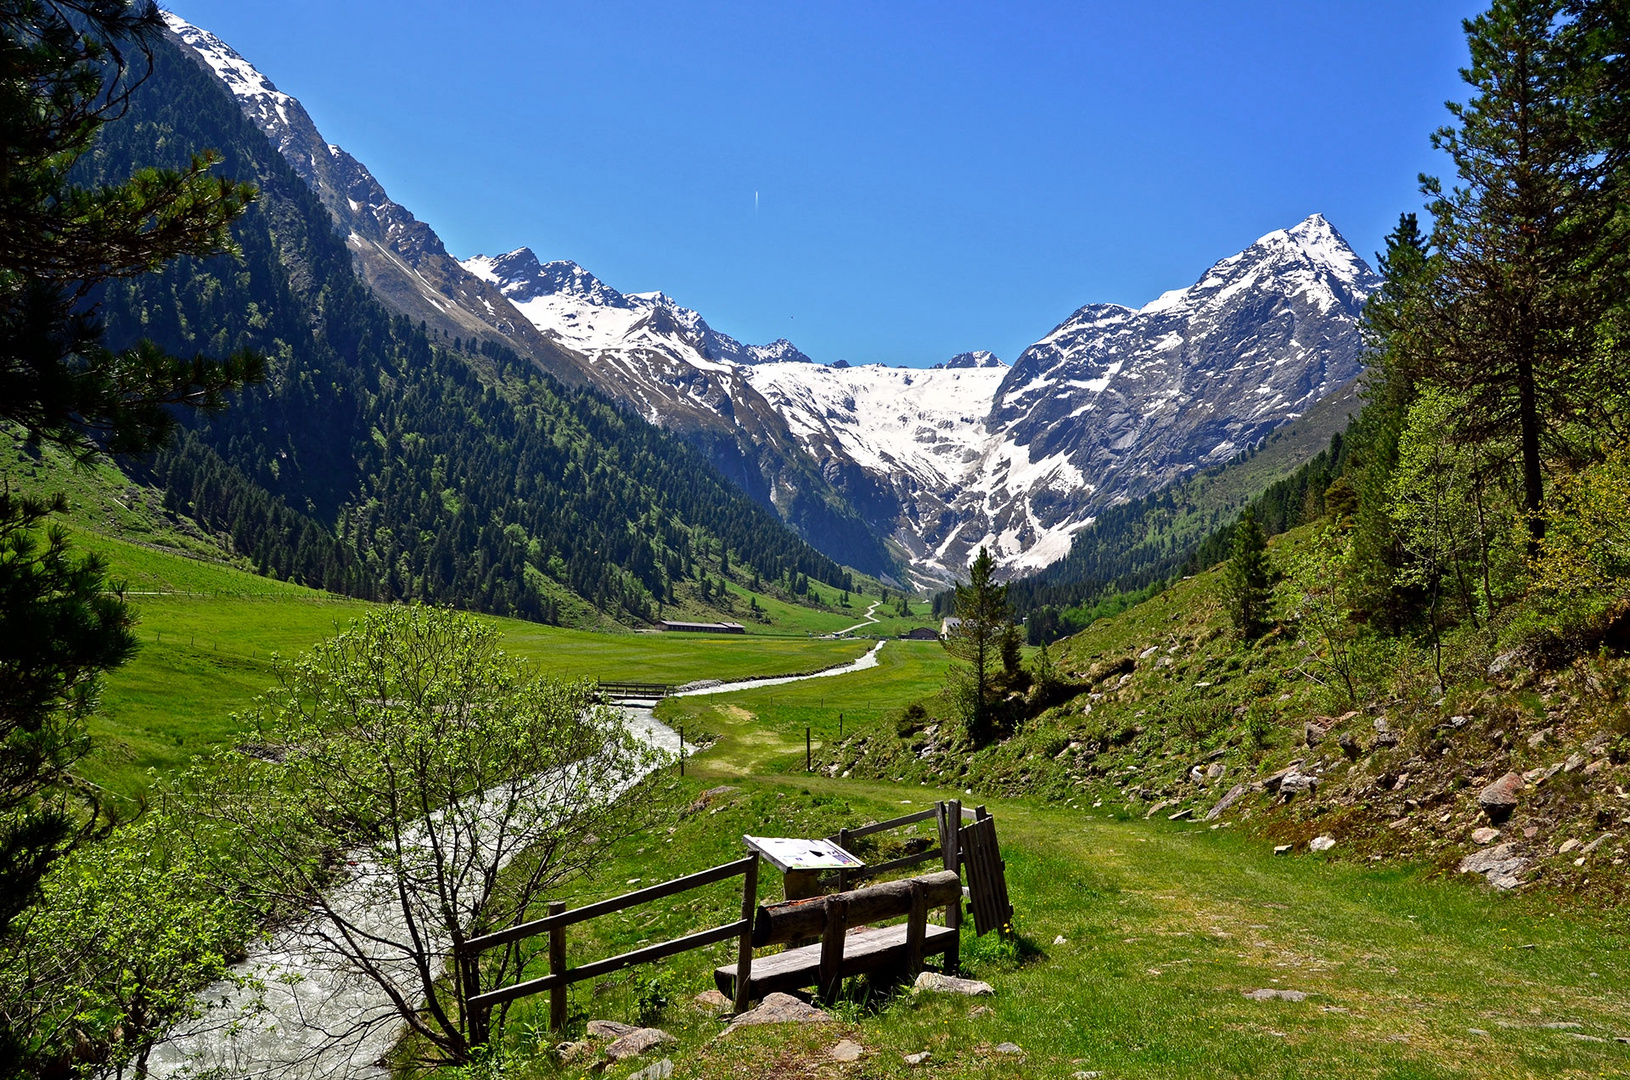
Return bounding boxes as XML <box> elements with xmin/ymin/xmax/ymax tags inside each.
<box><xmin>166</xmin><ymin>12</ymin><xmax>1377</xmax><ymax>585</ymax></box>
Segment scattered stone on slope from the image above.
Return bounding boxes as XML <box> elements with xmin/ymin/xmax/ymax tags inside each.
<box><xmin>692</xmin><ymin>989</ymin><xmax>731</xmax><ymax>1013</ymax></box>
<box><xmin>628</xmin><ymin>1060</ymin><xmax>674</xmax><ymax>1080</ymax></box>
<box><xmin>914</xmin><ymin>971</ymin><xmax>994</xmax><ymax>995</ymax></box>
<box><xmin>1458</xmin><ymin>842</ymin><xmax>1527</xmax><ymax>890</ymax></box>
<box><xmin>722</xmin><ymin>992</ymin><xmax>831</xmax><ymax>1033</ymax></box>
<box><xmin>1478</xmin><ymin>772</ymin><xmax>1525</xmax><ymax>823</ymax></box>
<box><xmin>1168</xmin><ymin>807</ymin><xmax>1194</xmax><ymax>821</ymax></box>
<box><xmin>587</xmin><ymin>1020</ymin><xmax>639</xmax><ymax>1039</ymax></box>
<box><xmin>1471</xmin><ymin>826</ymin><xmax>1500</xmax><ymax>844</ymax></box>
<box><xmin>830</xmin><ymin>1040</ymin><xmax>864</xmax><ymax>1062</ymax></box>
<box><xmin>1205</xmin><ymin>782</ymin><xmax>1248</xmax><ymax>821</ymax></box>
<box><xmin>1309</xmin><ymin>836</ymin><xmax>1336</xmax><ymax>852</ymax></box>
<box><xmin>605</xmin><ymin>1028</ymin><xmax>677</xmax><ymax>1060</ymax></box>
<box><xmin>1274</xmin><ymin>844</ymin><xmax>1292</xmax><ymax>855</ymax></box>
<box><xmin>993</xmin><ymin>1042</ymin><xmax>1025</xmax><ymax>1055</ymax></box>
<box><xmin>904</xmin><ymin>1051</ymin><xmax>932</xmax><ymax>1065</ymax></box>
<box><xmin>1244</xmin><ymin>988</ymin><xmax>1308</xmax><ymax>1002</ymax></box>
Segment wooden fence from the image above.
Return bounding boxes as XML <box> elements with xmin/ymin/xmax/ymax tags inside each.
<box><xmin>462</xmin><ymin>800</ymin><xmax>1012</xmax><ymax>1030</ymax></box>
<box><xmin>461</xmin><ymin>855</ymin><xmax>759</xmax><ymax>1029</ymax></box>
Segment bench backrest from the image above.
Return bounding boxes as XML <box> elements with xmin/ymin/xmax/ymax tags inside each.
<box><xmin>752</xmin><ymin>869</ymin><xmax>961</xmax><ymax>947</ymax></box>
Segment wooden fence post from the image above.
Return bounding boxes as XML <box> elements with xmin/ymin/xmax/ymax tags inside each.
<box><xmin>679</xmin><ymin>726</ymin><xmax>684</xmax><ymax>776</ymax></box>
<box><xmin>805</xmin><ymin>726</ymin><xmax>811</xmax><ymax>771</ymax></box>
<box><xmin>548</xmin><ymin>901</ymin><xmax>567</xmax><ymax>1032</ymax></box>
<box><xmin>906</xmin><ymin>879</ymin><xmax>927</xmax><ymax>976</ymax></box>
<box><xmin>818</xmin><ymin>894</ymin><xmax>847</xmax><ymax>1004</ymax></box>
<box><xmin>733</xmin><ymin>855</ymin><xmax>758</xmax><ymax>1014</ymax></box>
<box><xmin>943</xmin><ymin>799</ymin><xmax>961</xmax><ymax>973</ymax></box>
<box><xmin>836</xmin><ymin>827</ymin><xmax>851</xmax><ymax>892</ymax></box>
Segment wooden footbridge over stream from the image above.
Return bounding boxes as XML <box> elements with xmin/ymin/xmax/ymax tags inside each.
<box><xmin>459</xmin><ymin>800</ymin><xmax>1014</xmax><ymax>1030</ymax></box>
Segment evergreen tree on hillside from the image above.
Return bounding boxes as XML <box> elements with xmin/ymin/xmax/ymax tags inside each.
<box><xmin>1223</xmin><ymin>508</ymin><xmax>1272</xmax><ymax>639</ymax></box>
<box><xmin>943</xmin><ymin>547</ymin><xmax>1014</xmax><ymax>744</ymax></box>
<box><xmin>1407</xmin><ymin>0</ymin><xmax>1628</xmax><ymax>552</ymax></box>
<box><xmin>0</xmin><ymin>0</ymin><xmax>257</xmax><ymax>938</ymax></box>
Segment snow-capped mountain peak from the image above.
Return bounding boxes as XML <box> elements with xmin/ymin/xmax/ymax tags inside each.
<box><xmin>162</xmin><ymin>14</ymin><xmax>297</xmax><ymax>132</ymax></box>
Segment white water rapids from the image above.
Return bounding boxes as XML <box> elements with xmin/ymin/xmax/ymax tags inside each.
<box><xmin>146</xmin><ymin>643</ymin><xmax>883</xmax><ymax>1079</ymax></box>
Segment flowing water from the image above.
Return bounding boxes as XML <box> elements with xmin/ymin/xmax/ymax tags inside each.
<box><xmin>146</xmin><ymin>645</ymin><xmax>881</xmax><ymax>1078</ymax></box>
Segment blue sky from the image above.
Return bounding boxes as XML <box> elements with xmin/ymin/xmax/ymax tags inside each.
<box><xmin>169</xmin><ymin>1</ymin><xmax>1483</xmax><ymax>367</ymax></box>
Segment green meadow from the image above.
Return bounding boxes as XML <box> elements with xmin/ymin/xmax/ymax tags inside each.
<box><xmin>39</xmin><ymin>526</ymin><xmax>1630</xmax><ymax>1080</ymax></box>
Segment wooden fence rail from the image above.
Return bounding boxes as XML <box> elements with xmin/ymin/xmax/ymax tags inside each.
<box><xmin>462</xmin><ymin>854</ymin><xmax>759</xmax><ymax>1028</ymax></box>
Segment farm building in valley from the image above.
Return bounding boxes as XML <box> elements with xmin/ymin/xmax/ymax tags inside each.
<box><xmin>657</xmin><ymin>620</ymin><xmax>747</xmax><ymax>634</ymax></box>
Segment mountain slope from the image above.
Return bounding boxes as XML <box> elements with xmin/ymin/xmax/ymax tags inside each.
<box><xmin>84</xmin><ymin>32</ymin><xmax>856</xmax><ymax>627</ymax></box>
<box><xmin>163</xmin><ymin>14</ymin><xmax>895</xmax><ymax>577</ymax></box>
<box><xmin>165</xmin><ymin>12</ymin><xmax>1377</xmax><ymax>586</ymax></box>
<box><xmin>471</xmin><ymin>217</ymin><xmax>1376</xmax><ymax>586</ymax></box>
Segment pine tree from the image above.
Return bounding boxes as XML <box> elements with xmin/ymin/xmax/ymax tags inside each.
<box><xmin>942</xmin><ymin>547</ymin><xmax>1015</xmax><ymax>744</ymax></box>
<box><xmin>1408</xmin><ymin>0</ymin><xmax>1629</xmax><ymax>552</ymax></box>
<box><xmin>1223</xmin><ymin>509</ymin><xmax>1272</xmax><ymax>640</ymax></box>
<box><xmin>0</xmin><ymin>0</ymin><xmax>257</xmax><ymax>940</ymax></box>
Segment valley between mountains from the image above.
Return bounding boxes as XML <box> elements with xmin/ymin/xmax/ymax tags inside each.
<box><xmin>167</xmin><ymin>13</ymin><xmax>1375</xmax><ymax>587</ymax></box>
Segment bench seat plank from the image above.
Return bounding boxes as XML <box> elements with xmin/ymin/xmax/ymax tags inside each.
<box><xmin>714</xmin><ymin>923</ymin><xmax>956</xmax><ymax>999</ymax></box>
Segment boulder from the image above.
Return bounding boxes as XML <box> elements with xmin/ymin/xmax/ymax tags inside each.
<box><xmin>587</xmin><ymin>1020</ymin><xmax>639</xmax><ymax>1039</ymax></box>
<box><xmin>1471</xmin><ymin>826</ymin><xmax>1500</xmax><ymax>844</ymax></box>
<box><xmin>830</xmin><ymin>1040</ymin><xmax>864</xmax><ymax>1062</ymax></box>
<box><xmin>913</xmin><ymin>971</ymin><xmax>994</xmax><ymax>996</ymax></box>
<box><xmin>629</xmin><ymin>1061</ymin><xmax>674</xmax><ymax>1080</ymax></box>
<box><xmin>1478</xmin><ymin>772</ymin><xmax>1525</xmax><ymax>823</ymax></box>
<box><xmin>1244</xmin><ymin>988</ymin><xmax>1308</xmax><ymax>1002</ymax></box>
<box><xmin>1204</xmin><ymin>783</ymin><xmax>1248</xmax><ymax>821</ymax></box>
<box><xmin>722</xmin><ymin>992</ymin><xmax>831</xmax><ymax>1034</ymax></box>
<box><xmin>1309</xmin><ymin>836</ymin><xmax>1336</xmax><ymax>852</ymax></box>
<box><xmin>605</xmin><ymin>1028</ymin><xmax>676</xmax><ymax>1060</ymax></box>
<box><xmin>1458</xmin><ymin>842</ymin><xmax>1527</xmax><ymax>890</ymax></box>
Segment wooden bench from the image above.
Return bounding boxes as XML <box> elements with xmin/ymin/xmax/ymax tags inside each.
<box><xmin>715</xmin><ymin>870</ymin><xmax>962</xmax><ymax>1002</ymax></box>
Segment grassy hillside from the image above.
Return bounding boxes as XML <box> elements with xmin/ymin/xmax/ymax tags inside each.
<box><xmin>65</xmin><ymin>530</ymin><xmax>874</xmax><ymax>802</ymax></box>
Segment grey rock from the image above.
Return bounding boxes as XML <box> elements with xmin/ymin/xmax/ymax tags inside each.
<box><xmin>723</xmin><ymin>992</ymin><xmax>831</xmax><ymax>1033</ymax></box>
<box><xmin>692</xmin><ymin>989</ymin><xmax>731</xmax><ymax>1013</ymax></box>
<box><xmin>1459</xmin><ymin>842</ymin><xmax>1527</xmax><ymax>890</ymax></box>
<box><xmin>1471</xmin><ymin>826</ymin><xmax>1500</xmax><ymax>844</ymax></box>
<box><xmin>1168</xmin><ymin>807</ymin><xmax>1194</xmax><ymax>821</ymax></box>
<box><xmin>1564</xmin><ymin>753</ymin><xmax>1586</xmax><ymax>773</ymax></box>
<box><xmin>1559</xmin><ymin>838</ymin><xmax>1581</xmax><ymax>855</ymax></box>
<box><xmin>914</xmin><ymin>971</ymin><xmax>994</xmax><ymax>996</ymax></box>
<box><xmin>1274</xmin><ymin>844</ymin><xmax>1292</xmax><ymax>855</ymax></box>
<box><xmin>1144</xmin><ymin>799</ymin><xmax>1175</xmax><ymax>819</ymax></box>
<box><xmin>1582</xmin><ymin>832</ymin><xmax>1616</xmax><ymax>854</ymax></box>
<box><xmin>830</xmin><ymin>1039</ymin><xmax>865</xmax><ymax>1062</ymax></box>
<box><xmin>629</xmin><ymin>1060</ymin><xmax>675</xmax><ymax>1080</ymax></box>
<box><xmin>904</xmin><ymin>1051</ymin><xmax>932</xmax><ymax>1065</ymax></box>
<box><xmin>993</xmin><ymin>1042</ymin><xmax>1025</xmax><ymax>1055</ymax></box>
<box><xmin>1205</xmin><ymin>783</ymin><xmax>1248</xmax><ymax>821</ymax></box>
<box><xmin>587</xmin><ymin>1020</ymin><xmax>639</xmax><ymax>1039</ymax></box>
<box><xmin>606</xmin><ymin>1027</ymin><xmax>676</xmax><ymax>1060</ymax></box>
<box><xmin>1206</xmin><ymin>761</ymin><xmax>1227</xmax><ymax>781</ymax></box>
<box><xmin>1279</xmin><ymin>773</ymin><xmax>1319</xmax><ymax>796</ymax></box>
<box><xmin>1309</xmin><ymin>835</ymin><xmax>1336</xmax><ymax>852</ymax></box>
<box><xmin>1478</xmin><ymin>772</ymin><xmax>1525</xmax><ymax>822</ymax></box>
<box><xmin>1244</xmin><ymin>988</ymin><xmax>1308</xmax><ymax>1002</ymax></box>
<box><xmin>1540</xmin><ymin>1021</ymin><xmax>1582</xmax><ymax>1029</ymax></box>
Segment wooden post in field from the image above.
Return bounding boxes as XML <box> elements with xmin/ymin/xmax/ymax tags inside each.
<box><xmin>836</xmin><ymin>827</ymin><xmax>851</xmax><ymax>892</ymax></box>
<box><xmin>818</xmin><ymin>894</ymin><xmax>847</xmax><ymax>1003</ymax></box>
<box><xmin>907</xmin><ymin>879</ymin><xmax>928</xmax><ymax>975</ymax></box>
<box><xmin>547</xmin><ymin>901</ymin><xmax>567</xmax><ymax>1031</ymax></box>
<box><xmin>806</xmin><ymin>726</ymin><xmax>811</xmax><ymax>772</ymax></box>
<box><xmin>679</xmin><ymin>726</ymin><xmax>684</xmax><ymax>776</ymax></box>
<box><xmin>942</xmin><ymin>799</ymin><xmax>962</xmax><ymax>973</ymax></box>
<box><xmin>733</xmin><ymin>855</ymin><xmax>758</xmax><ymax>1014</ymax></box>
